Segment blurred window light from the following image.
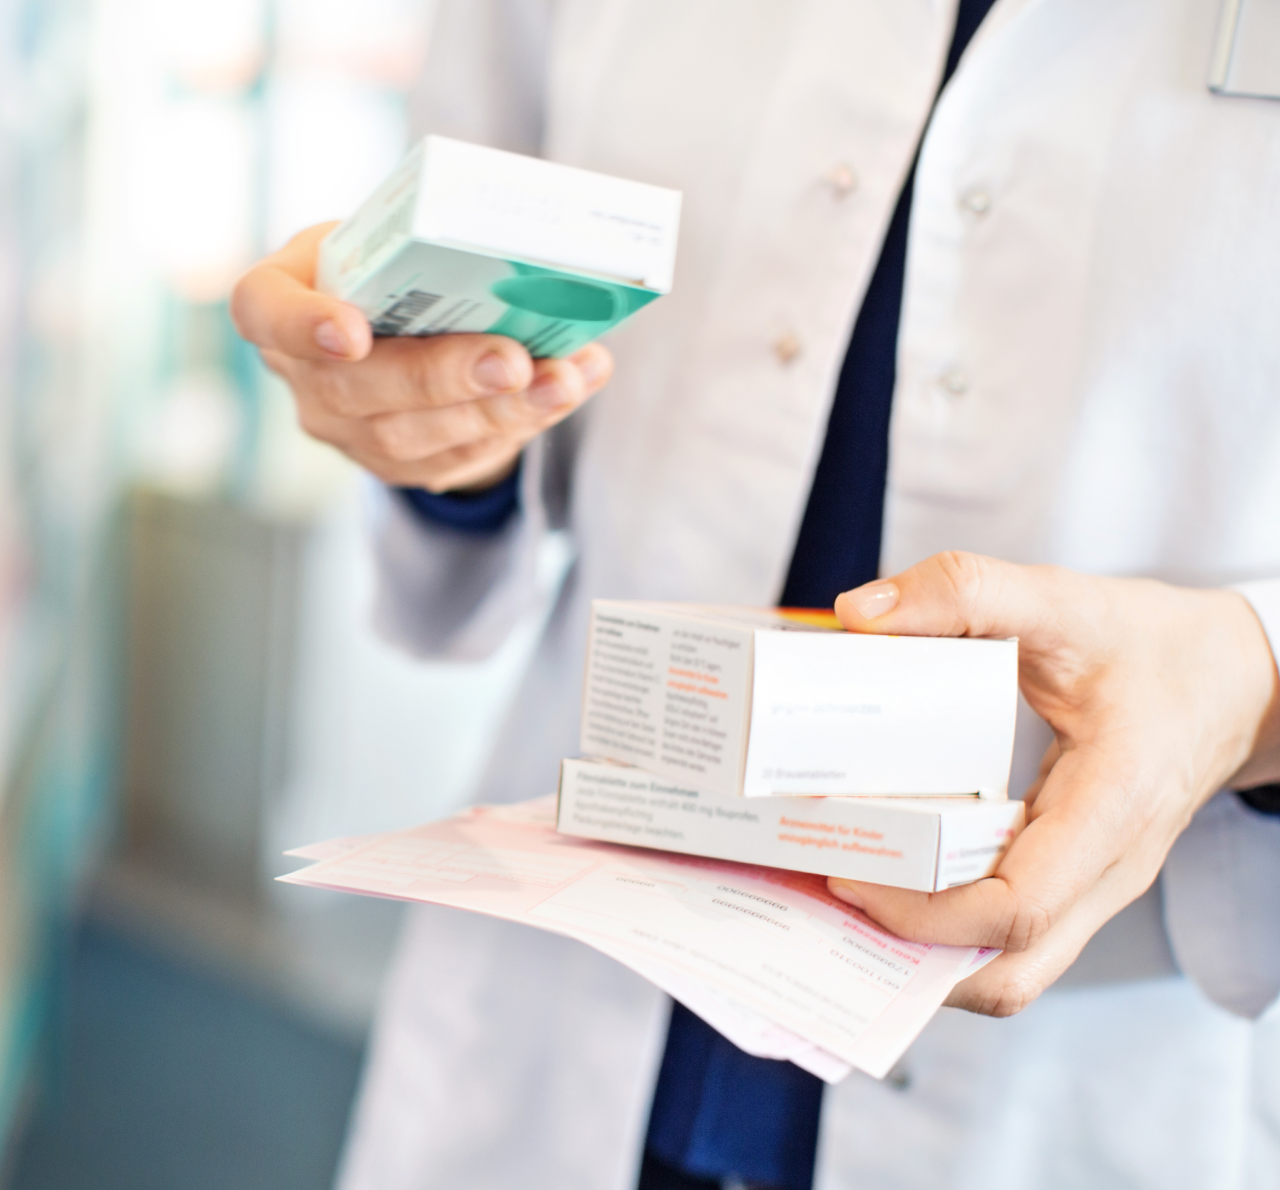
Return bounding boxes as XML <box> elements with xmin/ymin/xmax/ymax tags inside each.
<box><xmin>3</xmin><ymin>6</ymin><xmax>551</xmax><ymax>1161</ymax></box>
<box><xmin>134</xmin><ymin>369</ymin><xmax>244</xmax><ymax>493</ymax></box>
<box><xmin>265</xmin><ymin>81</ymin><xmax>409</xmax><ymax>247</ymax></box>
<box><xmin>142</xmin><ymin>0</ymin><xmax>267</xmax><ymax>93</ymax></box>
<box><xmin>273</xmin><ymin>0</ymin><xmax>431</xmax><ymax>85</ymax></box>
<box><xmin>81</xmin><ymin>0</ymin><xmax>432</xmax><ymax>497</ymax></box>
<box><xmin>140</xmin><ymin>97</ymin><xmax>258</xmax><ymax>301</ymax></box>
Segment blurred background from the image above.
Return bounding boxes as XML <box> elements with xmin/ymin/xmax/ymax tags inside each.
<box><xmin>0</xmin><ymin>2</ymin><xmax>541</xmax><ymax>1186</ymax></box>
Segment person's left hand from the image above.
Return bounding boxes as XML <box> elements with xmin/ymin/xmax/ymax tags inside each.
<box><xmin>827</xmin><ymin>552</ymin><xmax>1280</xmax><ymax>1017</ymax></box>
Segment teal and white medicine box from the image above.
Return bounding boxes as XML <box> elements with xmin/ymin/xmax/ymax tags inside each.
<box><xmin>318</xmin><ymin>136</ymin><xmax>682</xmax><ymax>359</ymax></box>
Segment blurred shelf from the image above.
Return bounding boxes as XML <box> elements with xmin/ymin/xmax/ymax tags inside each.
<box><xmin>88</xmin><ymin>855</ymin><xmax>402</xmax><ymax>1044</ymax></box>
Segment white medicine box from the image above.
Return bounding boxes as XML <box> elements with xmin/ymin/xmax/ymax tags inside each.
<box><xmin>580</xmin><ymin>602</ymin><xmax>1018</xmax><ymax>800</ymax></box>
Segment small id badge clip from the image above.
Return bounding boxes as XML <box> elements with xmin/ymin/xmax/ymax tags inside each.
<box><xmin>1209</xmin><ymin>0</ymin><xmax>1280</xmax><ymax>99</ymax></box>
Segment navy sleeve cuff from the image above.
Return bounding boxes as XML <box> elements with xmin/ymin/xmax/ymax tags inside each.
<box><xmin>1238</xmin><ymin>785</ymin><xmax>1280</xmax><ymax>816</ymax></box>
<box><xmin>396</xmin><ymin>459</ymin><xmax>521</xmax><ymax>536</ymax></box>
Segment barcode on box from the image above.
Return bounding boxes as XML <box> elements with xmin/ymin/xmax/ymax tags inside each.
<box><xmin>372</xmin><ymin>289</ymin><xmax>444</xmax><ymax>336</ymax></box>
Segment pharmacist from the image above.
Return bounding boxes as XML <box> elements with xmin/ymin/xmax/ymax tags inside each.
<box><xmin>233</xmin><ymin>1</ymin><xmax>1280</xmax><ymax>1188</ymax></box>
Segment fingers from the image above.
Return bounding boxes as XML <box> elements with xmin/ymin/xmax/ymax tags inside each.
<box><xmin>287</xmin><ymin>345</ymin><xmax>609</xmax><ymax>491</ymax></box>
<box><xmin>353</xmin><ymin>436</ymin><xmax>524</xmax><ymax>493</ymax></box>
<box><xmin>941</xmin><ymin>858</ymin><xmax>1152</xmax><ymax>1016</ymax></box>
<box><xmin>355</xmin><ymin>366</ymin><xmax>575</xmax><ymax>478</ymax></box>
<box><xmin>408</xmin><ymin>439</ymin><xmax>523</xmax><ymax>493</ymax></box>
<box><xmin>828</xmin><ymin>743</ymin><xmax>1163</xmax><ymax>952</ymax></box>
<box><xmin>231</xmin><ymin>223</ymin><xmax>375</xmax><ymax>362</ymax></box>
<box><xmin>942</xmin><ymin>941</ymin><xmax>1077</xmax><ymax>1017</ymax></box>
<box><xmin>834</xmin><ymin>551</ymin><xmax>1090</xmax><ymax>650</ymax></box>
<box><xmin>828</xmin><ymin>872</ymin><xmax>1044</xmax><ymax>952</ymax></box>
<box><xmin>1022</xmin><ymin>739</ymin><xmax>1062</xmax><ymax>812</ymax></box>
<box><xmin>348</xmin><ymin>354</ymin><xmax>588</xmax><ymax>452</ymax></box>
<box><xmin>294</xmin><ymin>385</ymin><xmax>518</xmax><ymax>486</ymax></box>
<box><xmin>565</xmin><ymin>341</ymin><xmax>614</xmax><ymax>390</ymax></box>
<box><xmin>278</xmin><ymin>326</ymin><xmax>605</xmax><ymax>423</ymax></box>
<box><xmin>236</xmin><ymin>221</ymin><xmax>616</xmax><ymax>491</ymax></box>
<box><xmin>271</xmin><ymin>333</ymin><xmax>534</xmax><ymax>422</ymax></box>
<box><xmin>334</xmin><ymin>334</ymin><xmax>537</xmax><ymax>416</ymax></box>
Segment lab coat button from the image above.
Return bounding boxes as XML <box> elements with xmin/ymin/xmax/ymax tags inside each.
<box><xmin>960</xmin><ymin>188</ymin><xmax>992</xmax><ymax>215</ymax></box>
<box><xmin>826</xmin><ymin>163</ymin><xmax>859</xmax><ymax>197</ymax></box>
<box><xmin>773</xmin><ymin>333</ymin><xmax>802</xmax><ymax>365</ymax></box>
<box><xmin>941</xmin><ymin>369</ymin><xmax>969</xmax><ymax>396</ymax></box>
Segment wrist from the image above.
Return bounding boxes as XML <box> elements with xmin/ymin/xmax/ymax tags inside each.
<box><xmin>398</xmin><ymin>456</ymin><xmax>522</xmax><ymax>536</ymax></box>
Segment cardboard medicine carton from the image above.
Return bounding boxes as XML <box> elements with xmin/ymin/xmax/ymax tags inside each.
<box><xmin>557</xmin><ymin>757</ymin><xmax>1025</xmax><ymax>892</ymax></box>
<box><xmin>317</xmin><ymin>136</ymin><xmax>682</xmax><ymax>358</ymax></box>
<box><xmin>580</xmin><ymin>602</ymin><xmax>1019</xmax><ymax>799</ymax></box>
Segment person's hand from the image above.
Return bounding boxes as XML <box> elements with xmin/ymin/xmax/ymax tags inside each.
<box><xmin>827</xmin><ymin>552</ymin><xmax>1280</xmax><ymax>1017</ymax></box>
<box><xmin>231</xmin><ymin>223</ymin><xmax>614</xmax><ymax>493</ymax></box>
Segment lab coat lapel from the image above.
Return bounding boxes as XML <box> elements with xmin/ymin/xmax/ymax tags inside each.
<box><xmin>609</xmin><ymin>0</ymin><xmax>959</xmax><ymax>605</ymax></box>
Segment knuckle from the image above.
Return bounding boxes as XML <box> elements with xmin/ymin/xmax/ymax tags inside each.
<box><xmin>449</xmin><ymin>436</ymin><xmax>505</xmax><ymax>469</ymax></box>
<box><xmin>934</xmin><ymin>550</ymin><xmax>986</xmax><ymax>603</ymax></box>
<box><xmin>295</xmin><ymin>403</ymin><xmax>335</xmax><ymax>444</ymax></box>
<box><xmin>417</xmin><ymin>471</ymin><xmax>456</xmax><ymax>495</ymax></box>
<box><xmin>933</xmin><ymin>550</ymin><xmax>995</xmax><ymax>634</ymax></box>
<box><xmin>401</xmin><ymin>339</ymin><xmax>468</xmax><ymax>404</ymax></box>
<box><xmin>259</xmin><ymin>349</ymin><xmax>288</xmax><ymax>378</ymax></box>
<box><xmin>294</xmin><ymin>365</ymin><xmax>349</xmax><ymax>414</ymax></box>
<box><xmin>368</xmin><ymin>416</ymin><xmax>423</xmax><ymax>463</ymax></box>
<box><xmin>402</xmin><ymin>351</ymin><xmax>439</xmax><ymax>400</ymax></box>
<box><xmin>465</xmin><ymin>398</ymin><xmax>506</xmax><ymax>437</ymax></box>
<box><xmin>359</xmin><ymin>456</ymin><xmax>415</xmax><ymax>488</ymax></box>
<box><xmin>1001</xmin><ymin>895</ymin><xmax>1053</xmax><ymax>953</ymax></box>
<box><xmin>321</xmin><ymin>383</ymin><xmax>368</xmax><ymax>419</ymax></box>
<box><xmin>430</xmin><ymin>439</ymin><xmax>515</xmax><ymax>490</ymax></box>
<box><xmin>981</xmin><ymin>970</ymin><xmax>1044</xmax><ymax>1018</ymax></box>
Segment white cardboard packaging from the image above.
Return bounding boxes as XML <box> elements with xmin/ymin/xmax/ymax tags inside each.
<box><xmin>581</xmin><ymin>602</ymin><xmax>1018</xmax><ymax>799</ymax></box>
<box><xmin>557</xmin><ymin>758</ymin><xmax>1025</xmax><ymax>892</ymax></box>
<box><xmin>317</xmin><ymin>136</ymin><xmax>682</xmax><ymax>358</ymax></box>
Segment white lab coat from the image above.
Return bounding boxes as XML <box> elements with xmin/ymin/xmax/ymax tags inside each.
<box><xmin>336</xmin><ymin>1</ymin><xmax>1280</xmax><ymax>1187</ymax></box>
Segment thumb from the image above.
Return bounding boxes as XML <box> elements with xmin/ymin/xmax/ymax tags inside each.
<box><xmin>834</xmin><ymin>551</ymin><xmax>1080</xmax><ymax>645</ymax></box>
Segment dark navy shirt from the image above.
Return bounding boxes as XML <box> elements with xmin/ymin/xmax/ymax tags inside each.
<box><xmin>399</xmin><ymin>460</ymin><xmax>522</xmax><ymax>535</ymax></box>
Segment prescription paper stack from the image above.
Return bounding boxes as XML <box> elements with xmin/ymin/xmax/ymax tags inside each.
<box><xmin>281</xmin><ymin>799</ymin><xmax>998</xmax><ymax>1082</ymax></box>
<box><xmin>318</xmin><ymin>136</ymin><xmax>682</xmax><ymax>359</ymax></box>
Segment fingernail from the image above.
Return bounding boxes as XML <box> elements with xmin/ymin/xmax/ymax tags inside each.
<box><xmin>527</xmin><ymin>375</ymin><xmax>571</xmax><ymax>412</ymax></box>
<box><xmin>829</xmin><ymin>881</ymin><xmax>866</xmax><ymax>910</ymax></box>
<box><xmin>474</xmin><ymin>352</ymin><xmax>518</xmax><ymax>393</ymax></box>
<box><xmin>573</xmin><ymin>348</ymin><xmax>609</xmax><ymax>387</ymax></box>
<box><xmin>845</xmin><ymin>581</ymin><xmax>899</xmax><ymax>621</ymax></box>
<box><xmin>314</xmin><ymin>319</ymin><xmax>349</xmax><ymax>356</ymax></box>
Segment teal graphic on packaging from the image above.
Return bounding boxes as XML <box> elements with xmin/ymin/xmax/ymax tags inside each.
<box><xmin>318</xmin><ymin>136</ymin><xmax>681</xmax><ymax>359</ymax></box>
<box><xmin>364</xmin><ymin>250</ymin><xmax>660</xmax><ymax>360</ymax></box>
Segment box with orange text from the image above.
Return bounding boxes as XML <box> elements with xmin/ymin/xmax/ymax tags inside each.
<box><xmin>556</xmin><ymin>758</ymin><xmax>1025</xmax><ymax>892</ymax></box>
<box><xmin>580</xmin><ymin>602</ymin><xmax>1018</xmax><ymax>799</ymax></box>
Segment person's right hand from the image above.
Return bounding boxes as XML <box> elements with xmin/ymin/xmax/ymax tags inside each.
<box><xmin>231</xmin><ymin>223</ymin><xmax>614</xmax><ymax>493</ymax></box>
